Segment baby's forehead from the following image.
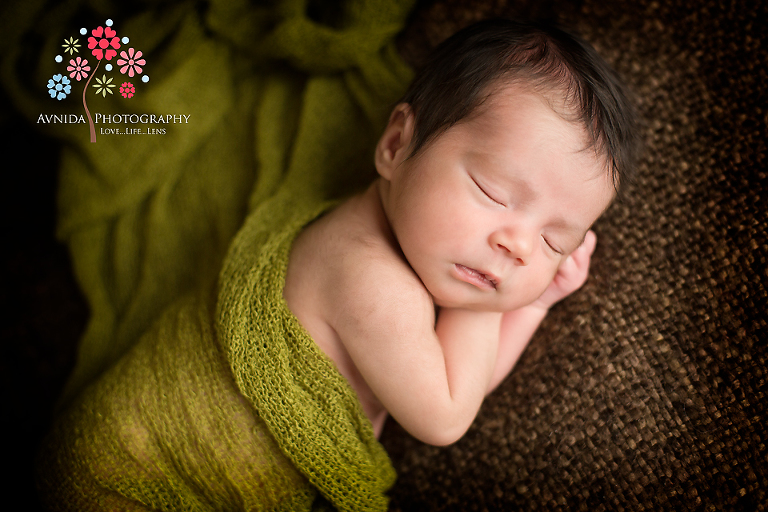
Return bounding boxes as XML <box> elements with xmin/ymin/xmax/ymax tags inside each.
<box><xmin>473</xmin><ymin>80</ymin><xmax>581</xmax><ymax>126</ymax></box>
<box><xmin>456</xmin><ymin>83</ymin><xmax>586</xmax><ymax>144</ymax></box>
<box><xmin>462</xmin><ymin>81</ymin><xmax>611</xmax><ymax>175</ymax></box>
<box><xmin>405</xmin><ymin>79</ymin><xmax>614</xmax><ymax>187</ymax></box>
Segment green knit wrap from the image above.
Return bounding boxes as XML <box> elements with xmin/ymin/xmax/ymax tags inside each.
<box><xmin>217</xmin><ymin>195</ymin><xmax>396</xmax><ymax>510</ymax></box>
<box><xmin>37</xmin><ymin>198</ymin><xmax>395</xmax><ymax>511</ymax></box>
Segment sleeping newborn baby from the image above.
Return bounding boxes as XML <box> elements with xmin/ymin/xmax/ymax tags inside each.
<box><xmin>285</xmin><ymin>19</ymin><xmax>637</xmax><ymax>445</ymax></box>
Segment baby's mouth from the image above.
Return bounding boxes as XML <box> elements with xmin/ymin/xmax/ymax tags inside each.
<box><xmin>454</xmin><ymin>264</ymin><xmax>498</xmax><ymax>290</ymax></box>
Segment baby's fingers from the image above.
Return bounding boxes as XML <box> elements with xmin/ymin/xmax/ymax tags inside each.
<box><xmin>570</xmin><ymin>230</ymin><xmax>597</xmax><ymax>269</ymax></box>
<box><xmin>557</xmin><ymin>230</ymin><xmax>597</xmax><ymax>288</ymax></box>
<box><xmin>534</xmin><ymin>231</ymin><xmax>598</xmax><ymax>309</ymax></box>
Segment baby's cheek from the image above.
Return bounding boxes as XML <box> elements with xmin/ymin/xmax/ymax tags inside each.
<box><xmin>532</xmin><ymin>264</ymin><xmax>560</xmax><ymax>296</ymax></box>
<box><xmin>503</xmin><ymin>280</ymin><xmax>547</xmax><ymax>310</ymax></box>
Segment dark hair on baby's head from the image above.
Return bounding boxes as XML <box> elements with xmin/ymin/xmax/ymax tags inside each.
<box><xmin>401</xmin><ymin>19</ymin><xmax>640</xmax><ymax>191</ymax></box>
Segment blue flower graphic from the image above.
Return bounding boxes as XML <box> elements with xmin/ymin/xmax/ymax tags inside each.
<box><xmin>47</xmin><ymin>74</ymin><xmax>71</xmax><ymax>100</ymax></box>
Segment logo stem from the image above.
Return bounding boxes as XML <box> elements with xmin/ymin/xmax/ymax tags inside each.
<box><xmin>82</xmin><ymin>59</ymin><xmax>101</xmax><ymax>143</ymax></box>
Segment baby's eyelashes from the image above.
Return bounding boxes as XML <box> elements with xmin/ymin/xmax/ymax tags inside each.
<box><xmin>542</xmin><ymin>236</ymin><xmax>564</xmax><ymax>255</ymax></box>
<box><xmin>470</xmin><ymin>175</ymin><xmax>505</xmax><ymax>206</ymax></box>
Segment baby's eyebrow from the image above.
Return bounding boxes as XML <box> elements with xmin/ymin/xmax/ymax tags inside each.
<box><xmin>507</xmin><ymin>176</ymin><xmax>537</xmax><ymax>204</ymax></box>
<box><xmin>486</xmin><ymin>170</ymin><xmax>538</xmax><ymax>207</ymax></box>
<box><xmin>549</xmin><ymin>217</ymin><xmax>588</xmax><ymax>248</ymax></box>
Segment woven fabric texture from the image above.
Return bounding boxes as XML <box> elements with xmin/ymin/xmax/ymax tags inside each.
<box><xmin>217</xmin><ymin>196</ymin><xmax>396</xmax><ymax>511</ymax></box>
<box><xmin>382</xmin><ymin>0</ymin><xmax>767</xmax><ymax>510</ymax></box>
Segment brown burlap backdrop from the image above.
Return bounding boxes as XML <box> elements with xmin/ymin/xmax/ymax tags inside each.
<box><xmin>381</xmin><ymin>0</ymin><xmax>768</xmax><ymax>510</ymax></box>
<box><xmin>3</xmin><ymin>0</ymin><xmax>765</xmax><ymax>511</ymax></box>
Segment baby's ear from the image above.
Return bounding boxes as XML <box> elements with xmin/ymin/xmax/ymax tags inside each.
<box><xmin>375</xmin><ymin>103</ymin><xmax>415</xmax><ymax>180</ymax></box>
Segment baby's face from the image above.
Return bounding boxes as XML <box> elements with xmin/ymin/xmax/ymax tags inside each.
<box><xmin>380</xmin><ymin>84</ymin><xmax>615</xmax><ymax>312</ymax></box>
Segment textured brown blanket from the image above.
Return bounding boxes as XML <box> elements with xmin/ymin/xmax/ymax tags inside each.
<box><xmin>3</xmin><ymin>0</ymin><xmax>766</xmax><ymax>510</ymax></box>
<box><xmin>382</xmin><ymin>0</ymin><xmax>768</xmax><ymax>510</ymax></box>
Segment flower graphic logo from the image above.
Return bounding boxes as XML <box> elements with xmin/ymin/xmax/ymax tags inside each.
<box><xmin>48</xmin><ymin>18</ymin><xmax>151</xmax><ymax>142</ymax></box>
<box><xmin>62</xmin><ymin>37</ymin><xmax>80</xmax><ymax>55</ymax></box>
<box><xmin>47</xmin><ymin>74</ymin><xmax>71</xmax><ymax>100</ymax></box>
<box><xmin>93</xmin><ymin>75</ymin><xmax>115</xmax><ymax>97</ymax></box>
<box><xmin>117</xmin><ymin>49</ymin><xmax>145</xmax><ymax>78</ymax></box>
<box><xmin>120</xmin><ymin>82</ymin><xmax>135</xmax><ymax>99</ymax></box>
<box><xmin>67</xmin><ymin>57</ymin><xmax>90</xmax><ymax>81</ymax></box>
<box><xmin>88</xmin><ymin>26</ymin><xmax>121</xmax><ymax>61</ymax></box>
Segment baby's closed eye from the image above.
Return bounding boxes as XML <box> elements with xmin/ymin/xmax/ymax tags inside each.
<box><xmin>470</xmin><ymin>174</ymin><xmax>505</xmax><ymax>206</ymax></box>
<box><xmin>542</xmin><ymin>235</ymin><xmax>563</xmax><ymax>255</ymax></box>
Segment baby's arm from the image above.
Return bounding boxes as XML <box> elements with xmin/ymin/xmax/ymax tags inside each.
<box><xmin>330</xmin><ymin>255</ymin><xmax>502</xmax><ymax>446</ymax></box>
<box><xmin>329</xmin><ymin>231</ymin><xmax>596</xmax><ymax>446</ymax></box>
<box><xmin>486</xmin><ymin>230</ymin><xmax>598</xmax><ymax>393</ymax></box>
<box><xmin>434</xmin><ymin>307</ymin><xmax>504</xmax><ymax>412</ymax></box>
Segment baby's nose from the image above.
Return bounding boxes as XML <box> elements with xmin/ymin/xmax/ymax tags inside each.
<box><xmin>489</xmin><ymin>227</ymin><xmax>533</xmax><ymax>266</ymax></box>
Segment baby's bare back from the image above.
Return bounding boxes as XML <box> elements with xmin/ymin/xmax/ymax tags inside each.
<box><xmin>283</xmin><ymin>184</ymin><xmax>408</xmax><ymax>436</ymax></box>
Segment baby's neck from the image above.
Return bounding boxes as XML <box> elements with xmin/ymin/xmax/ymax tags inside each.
<box><xmin>367</xmin><ymin>179</ymin><xmax>399</xmax><ymax>249</ymax></box>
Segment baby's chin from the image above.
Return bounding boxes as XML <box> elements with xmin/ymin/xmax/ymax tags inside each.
<box><xmin>423</xmin><ymin>274</ymin><xmax>544</xmax><ymax>312</ymax></box>
<box><xmin>430</xmin><ymin>291</ymin><xmax>526</xmax><ymax>313</ymax></box>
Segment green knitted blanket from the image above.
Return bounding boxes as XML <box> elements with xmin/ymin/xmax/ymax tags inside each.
<box><xmin>37</xmin><ymin>198</ymin><xmax>395</xmax><ymax>510</ymax></box>
<box><xmin>218</xmin><ymin>195</ymin><xmax>396</xmax><ymax>510</ymax></box>
<box><xmin>10</xmin><ymin>0</ymin><xmax>415</xmax><ymax>509</ymax></box>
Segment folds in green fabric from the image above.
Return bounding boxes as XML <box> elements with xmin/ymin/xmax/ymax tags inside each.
<box><xmin>37</xmin><ymin>289</ymin><xmax>317</xmax><ymax>511</ymax></box>
<box><xmin>0</xmin><ymin>0</ymin><xmax>414</xmax><ymax>406</ymax></box>
<box><xmin>38</xmin><ymin>198</ymin><xmax>395</xmax><ymax>511</ymax></box>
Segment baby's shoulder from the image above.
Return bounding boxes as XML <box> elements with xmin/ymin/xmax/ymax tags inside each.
<box><xmin>286</xmin><ymin>185</ymin><xmax>434</xmax><ymax>332</ymax></box>
<box><xmin>314</xmin><ymin>188</ymin><xmax>432</xmax><ymax>312</ymax></box>
<box><xmin>333</xmin><ymin>200</ymin><xmax>423</xmax><ymax>294</ymax></box>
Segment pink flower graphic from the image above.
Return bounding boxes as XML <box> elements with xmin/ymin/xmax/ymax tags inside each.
<box><xmin>88</xmin><ymin>26</ymin><xmax>121</xmax><ymax>61</ymax></box>
<box><xmin>67</xmin><ymin>56</ymin><xmax>91</xmax><ymax>81</ymax></box>
<box><xmin>117</xmin><ymin>48</ymin><xmax>145</xmax><ymax>77</ymax></box>
<box><xmin>120</xmin><ymin>82</ymin><xmax>135</xmax><ymax>99</ymax></box>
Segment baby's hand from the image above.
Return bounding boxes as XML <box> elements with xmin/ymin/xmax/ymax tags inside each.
<box><xmin>533</xmin><ymin>230</ymin><xmax>597</xmax><ymax>310</ymax></box>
